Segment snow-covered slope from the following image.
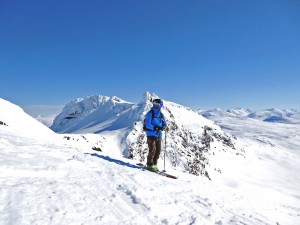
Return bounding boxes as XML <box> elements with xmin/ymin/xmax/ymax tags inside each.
<box><xmin>0</xmin><ymin>98</ymin><xmax>57</xmax><ymax>140</ymax></box>
<box><xmin>199</xmin><ymin>108</ymin><xmax>300</xmax><ymax>223</ymax></box>
<box><xmin>52</xmin><ymin>92</ymin><xmax>244</xmax><ymax>179</ymax></box>
<box><xmin>1</xmin><ymin>98</ymin><xmax>299</xmax><ymax>225</ymax></box>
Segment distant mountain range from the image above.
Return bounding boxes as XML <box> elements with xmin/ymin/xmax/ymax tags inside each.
<box><xmin>200</xmin><ymin>108</ymin><xmax>300</xmax><ymax>124</ymax></box>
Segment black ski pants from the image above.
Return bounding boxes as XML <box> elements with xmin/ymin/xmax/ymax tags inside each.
<box><xmin>147</xmin><ymin>136</ymin><xmax>162</xmax><ymax>167</ymax></box>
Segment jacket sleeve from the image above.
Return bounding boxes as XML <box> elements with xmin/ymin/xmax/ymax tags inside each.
<box><xmin>162</xmin><ymin>113</ymin><xmax>167</xmax><ymax>127</ymax></box>
<box><xmin>145</xmin><ymin>111</ymin><xmax>154</xmax><ymax>131</ymax></box>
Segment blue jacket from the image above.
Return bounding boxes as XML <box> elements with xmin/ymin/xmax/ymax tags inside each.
<box><xmin>145</xmin><ymin>108</ymin><xmax>167</xmax><ymax>137</ymax></box>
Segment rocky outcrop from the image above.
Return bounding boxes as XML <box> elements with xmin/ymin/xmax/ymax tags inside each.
<box><xmin>0</xmin><ymin>121</ymin><xmax>8</xmax><ymax>126</ymax></box>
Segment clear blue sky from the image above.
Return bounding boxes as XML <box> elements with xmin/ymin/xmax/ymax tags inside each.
<box><xmin>1</xmin><ymin>0</ymin><xmax>299</xmax><ymax>111</ymax></box>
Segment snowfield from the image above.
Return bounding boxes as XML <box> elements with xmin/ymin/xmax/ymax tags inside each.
<box><xmin>1</xmin><ymin>97</ymin><xmax>300</xmax><ymax>225</ymax></box>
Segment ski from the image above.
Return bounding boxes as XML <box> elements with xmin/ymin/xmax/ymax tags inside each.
<box><xmin>156</xmin><ymin>171</ymin><xmax>178</xmax><ymax>179</ymax></box>
<box><xmin>136</xmin><ymin>163</ymin><xmax>178</xmax><ymax>179</ymax></box>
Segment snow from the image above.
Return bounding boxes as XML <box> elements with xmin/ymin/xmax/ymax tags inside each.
<box><xmin>51</xmin><ymin>95</ymin><xmax>134</xmax><ymax>133</ymax></box>
<box><xmin>202</xmin><ymin>113</ymin><xmax>300</xmax><ymax>196</ymax></box>
<box><xmin>50</xmin><ymin>92</ymin><xmax>236</xmax><ymax>178</ymax></box>
<box><xmin>165</xmin><ymin>101</ymin><xmax>217</xmax><ymax>131</ymax></box>
<box><xmin>202</xmin><ymin>108</ymin><xmax>300</xmax><ymax>124</ymax></box>
<box><xmin>0</xmin><ymin>98</ymin><xmax>58</xmax><ymax>141</ymax></box>
<box><xmin>1</xmin><ymin>98</ymin><xmax>300</xmax><ymax>224</ymax></box>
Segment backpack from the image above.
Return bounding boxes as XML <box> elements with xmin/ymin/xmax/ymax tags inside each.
<box><xmin>143</xmin><ymin>109</ymin><xmax>163</xmax><ymax>131</ymax></box>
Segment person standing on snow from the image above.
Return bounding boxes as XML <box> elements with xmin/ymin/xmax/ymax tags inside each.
<box><xmin>144</xmin><ymin>99</ymin><xmax>167</xmax><ymax>172</ymax></box>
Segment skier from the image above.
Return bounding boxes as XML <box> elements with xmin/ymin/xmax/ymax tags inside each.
<box><xmin>144</xmin><ymin>99</ymin><xmax>167</xmax><ymax>172</ymax></box>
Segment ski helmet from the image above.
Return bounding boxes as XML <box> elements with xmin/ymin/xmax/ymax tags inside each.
<box><xmin>152</xmin><ymin>99</ymin><xmax>163</xmax><ymax>109</ymax></box>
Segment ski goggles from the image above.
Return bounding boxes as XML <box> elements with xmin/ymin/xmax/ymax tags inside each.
<box><xmin>153</xmin><ymin>102</ymin><xmax>163</xmax><ymax>108</ymax></box>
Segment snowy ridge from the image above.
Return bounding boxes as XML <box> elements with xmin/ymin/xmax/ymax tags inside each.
<box><xmin>51</xmin><ymin>95</ymin><xmax>134</xmax><ymax>133</ymax></box>
<box><xmin>127</xmin><ymin>95</ymin><xmax>243</xmax><ymax>179</ymax></box>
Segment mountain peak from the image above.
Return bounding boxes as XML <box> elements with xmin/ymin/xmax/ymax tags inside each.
<box><xmin>51</xmin><ymin>94</ymin><xmax>134</xmax><ymax>133</ymax></box>
<box><xmin>139</xmin><ymin>92</ymin><xmax>160</xmax><ymax>105</ymax></box>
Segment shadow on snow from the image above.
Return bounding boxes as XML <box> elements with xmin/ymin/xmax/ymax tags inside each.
<box><xmin>87</xmin><ymin>153</ymin><xmax>142</xmax><ymax>170</ymax></box>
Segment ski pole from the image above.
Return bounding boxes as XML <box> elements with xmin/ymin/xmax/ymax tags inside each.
<box><xmin>163</xmin><ymin>129</ymin><xmax>167</xmax><ymax>172</ymax></box>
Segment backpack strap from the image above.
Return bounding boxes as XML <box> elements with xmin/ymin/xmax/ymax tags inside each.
<box><xmin>151</xmin><ymin>109</ymin><xmax>163</xmax><ymax>120</ymax></box>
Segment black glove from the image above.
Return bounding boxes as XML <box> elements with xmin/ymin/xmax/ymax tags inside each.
<box><xmin>154</xmin><ymin>126</ymin><xmax>162</xmax><ymax>131</ymax></box>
